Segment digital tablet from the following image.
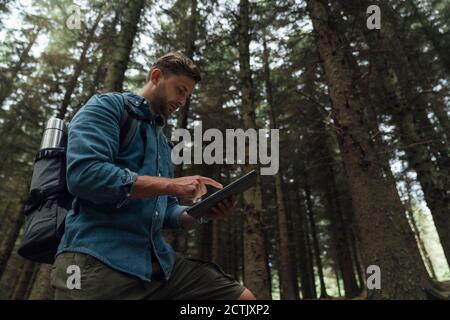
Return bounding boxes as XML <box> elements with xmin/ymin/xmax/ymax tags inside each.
<box><xmin>186</xmin><ymin>169</ymin><xmax>258</xmax><ymax>219</ymax></box>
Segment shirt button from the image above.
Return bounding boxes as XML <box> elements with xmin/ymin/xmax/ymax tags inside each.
<box><xmin>155</xmin><ymin>210</ymin><xmax>159</xmax><ymax>216</ymax></box>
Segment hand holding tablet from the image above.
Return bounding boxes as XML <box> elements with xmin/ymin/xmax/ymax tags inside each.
<box><xmin>186</xmin><ymin>170</ymin><xmax>258</xmax><ymax>219</ymax></box>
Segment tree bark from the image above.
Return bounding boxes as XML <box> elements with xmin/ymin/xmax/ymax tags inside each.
<box><xmin>323</xmin><ymin>166</ymin><xmax>360</xmax><ymax>298</ymax></box>
<box><xmin>303</xmin><ymin>172</ymin><xmax>328</xmax><ymax>298</ymax></box>
<box><xmin>78</xmin><ymin>11</ymin><xmax>121</xmax><ymax>104</ymax></box>
<box><xmin>10</xmin><ymin>260</ymin><xmax>38</xmax><ymax>300</ymax></box>
<box><xmin>292</xmin><ymin>162</ymin><xmax>317</xmax><ymax>299</ymax></box>
<box><xmin>305</xmin><ymin>65</ymin><xmax>360</xmax><ymax>298</ymax></box>
<box><xmin>172</xmin><ymin>0</ymin><xmax>200</xmax><ymax>252</ymax></box>
<box><xmin>211</xmin><ymin>220</ymin><xmax>220</xmax><ymax>265</ymax></box>
<box><xmin>175</xmin><ymin>0</ymin><xmax>198</xmax><ymax>137</ymax></box>
<box><xmin>57</xmin><ymin>12</ymin><xmax>102</xmax><ymax>119</ymax></box>
<box><xmin>103</xmin><ymin>0</ymin><xmax>146</xmax><ymax>92</ymax></box>
<box><xmin>430</xmin><ymin>97</ymin><xmax>450</xmax><ymax>143</ymax></box>
<box><xmin>28</xmin><ymin>264</ymin><xmax>54</xmax><ymax>300</ymax></box>
<box><xmin>262</xmin><ymin>37</ymin><xmax>298</xmax><ymax>300</ymax></box>
<box><xmin>294</xmin><ymin>189</ymin><xmax>316</xmax><ymax>299</ymax></box>
<box><xmin>0</xmin><ymin>28</ymin><xmax>40</xmax><ymax>106</ymax></box>
<box><xmin>198</xmin><ymin>223</ymin><xmax>212</xmax><ymax>262</ymax></box>
<box><xmin>403</xmin><ymin>170</ymin><xmax>438</xmax><ymax>279</ymax></box>
<box><xmin>406</xmin><ymin>0</ymin><xmax>450</xmax><ymax>75</ymax></box>
<box><xmin>0</xmin><ymin>239</ymin><xmax>26</xmax><ymax>299</ymax></box>
<box><xmin>307</xmin><ymin>0</ymin><xmax>429</xmax><ymax>299</ymax></box>
<box><xmin>360</xmin><ymin>0</ymin><xmax>450</xmax><ymax>264</ymax></box>
<box><xmin>0</xmin><ymin>203</ymin><xmax>25</xmax><ymax>278</ymax></box>
<box><xmin>238</xmin><ymin>0</ymin><xmax>271</xmax><ymax>300</ymax></box>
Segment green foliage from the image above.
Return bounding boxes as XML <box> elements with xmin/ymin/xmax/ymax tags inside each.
<box><xmin>0</xmin><ymin>0</ymin><xmax>449</xmax><ymax>300</ymax></box>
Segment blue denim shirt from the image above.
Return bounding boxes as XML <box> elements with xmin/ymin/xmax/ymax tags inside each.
<box><xmin>57</xmin><ymin>92</ymin><xmax>188</xmax><ymax>282</ymax></box>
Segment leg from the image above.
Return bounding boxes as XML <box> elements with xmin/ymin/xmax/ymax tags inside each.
<box><xmin>238</xmin><ymin>288</ymin><xmax>256</xmax><ymax>300</ymax></box>
<box><xmin>51</xmin><ymin>252</ymin><xmax>153</xmax><ymax>300</ymax></box>
<box><xmin>162</xmin><ymin>254</ymin><xmax>246</xmax><ymax>300</ymax></box>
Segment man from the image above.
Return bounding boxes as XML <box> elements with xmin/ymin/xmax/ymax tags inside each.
<box><xmin>50</xmin><ymin>52</ymin><xmax>256</xmax><ymax>300</ymax></box>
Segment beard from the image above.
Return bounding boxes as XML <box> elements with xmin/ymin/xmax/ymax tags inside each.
<box><xmin>151</xmin><ymin>85</ymin><xmax>170</xmax><ymax>117</ymax></box>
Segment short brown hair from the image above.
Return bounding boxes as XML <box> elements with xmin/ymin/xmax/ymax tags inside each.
<box><xmin>147</xmin><ymin>52</ymin><xmax>201</xmax><ymax>83</ymax></box>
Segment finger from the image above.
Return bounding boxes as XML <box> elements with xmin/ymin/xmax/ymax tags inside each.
<box><xmin>200</xmin><ymin>183</ymin><xmax>207</xmax><ymax>196</ymax></box>
<box><xmin>186</xmin><ymin>185</ymin><xmax>199</xmax><ymax>200</ymax></box>
<box><xmin>197</xmin><ymin>176</ymin><xmax>223</xmax><ymax>189</ymax></box>
<box><xmin>193</xmin><ymin>182</ymin><xmax>205</xmax><ymax>198</ymax></box>
<box><xmin>192</xmin><ymin>196</ymin><xmax>202</xmax><ymax>203</ymax></box>
<box><xmin>192</xmin><ymin>191</ymin><xmax>202</xmax><ymax>202</ymax></box>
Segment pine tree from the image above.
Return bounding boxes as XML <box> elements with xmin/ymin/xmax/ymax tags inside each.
<box><xmin>307</xmin><ymin>0</ymin><xmax>430</xmax><ymax>299</ymax></box>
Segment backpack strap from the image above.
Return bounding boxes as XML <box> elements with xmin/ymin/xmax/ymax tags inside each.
<box><xmin>119</xmin><ymin>95</ymin><xmax>147</xmax><ymax>168</ymax></box>
<box><xmin>119</xmin><ymin>96</ymin><xmax>139</xmax><ymax>152</ymax></box>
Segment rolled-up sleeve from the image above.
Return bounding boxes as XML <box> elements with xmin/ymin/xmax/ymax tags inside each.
<box><xmin>66</xmin><ymin>93</ymin><xmax>138</xmax><ymax>208</ymax></box>
<box><xmin>163</xmin><ymin>195</ymin><xmax>189</xmax><ymax>230</ymax></box>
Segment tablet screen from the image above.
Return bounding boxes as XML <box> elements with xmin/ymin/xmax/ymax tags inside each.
<box><xmin>186</xmin><ymin>169</ymin><xmax>258</xmax><ymax>219</ymax></box>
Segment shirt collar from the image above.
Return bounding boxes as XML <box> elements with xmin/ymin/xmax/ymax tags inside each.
<box><xmin>142</xmin><ymin>98</ymin><xmax>166</xmax><ymax>128</ymax></box>
<box><xmin>123</xmin><ymin>92</ymin><xmax>166</xmax><ymax>128</ymax></box>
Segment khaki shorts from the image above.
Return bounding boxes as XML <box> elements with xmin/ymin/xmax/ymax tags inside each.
<box><xmin>50</xmin><ymin>251</ymin><xmax>245</xmax><ymax>300</ymax></box>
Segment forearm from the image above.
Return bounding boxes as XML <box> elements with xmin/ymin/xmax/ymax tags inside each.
<box><xmin>131</xmin><ymin>177</ymin><xmax>196</xmax><ymax>230</ymax></box>
<box><xmin>130</xmin><ymin>175</ymin><xmax>175</xmax><ymax>200</ymax></box>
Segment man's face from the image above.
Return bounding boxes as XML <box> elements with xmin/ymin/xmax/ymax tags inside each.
<box><xmin>151</xmin><ymin>72</ymin><xmax>195</xmax><ymax>117</ymax></box>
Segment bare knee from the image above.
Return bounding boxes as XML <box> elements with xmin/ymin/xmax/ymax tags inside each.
<box><xmin>238</xmin><ymin>288</ymin><xmax>256</xmax><ymax>300</ymax></box>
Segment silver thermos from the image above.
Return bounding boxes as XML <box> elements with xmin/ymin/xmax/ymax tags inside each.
<box><xmin>40</xmin><ymin>118</ymin><xmax>67</xmax><ymax>150</ymax></box>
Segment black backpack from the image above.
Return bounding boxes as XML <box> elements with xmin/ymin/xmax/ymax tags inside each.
<box><xmin>17</xmin><ymin>94</ymin><xmax>147</xmax><ymax>264</ymax></box>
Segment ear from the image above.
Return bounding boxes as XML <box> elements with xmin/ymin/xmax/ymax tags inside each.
<box><xmin>150</xmin><ymin>68</ymin><xmax>162</xmax><ymax>85</ymax></box>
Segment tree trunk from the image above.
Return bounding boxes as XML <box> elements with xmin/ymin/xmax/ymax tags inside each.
<box><xmin>57</xmin><ymin>12</ymin><xmax>102</xmax><ymax>119</ymax></box>
<box><xmin>406</xmin><ymin>0</ymin><xmax>450</xmax><ymax>75</ymax></box>
<box><xmin>233</xmin><ymin>211</ymin><xmax>242</xmax><ymax>282</ymax></box>
<box><xmin>262</xmin><ymin>36</ymin><xmax>298</xmax><ymax>300</ymax></box>
<box><xmin>307</xmin><ymin>0</ymin><xmax>429</xmax><ymax>299</ymax></box>
<box><xmin>283</xmin><ymin>189</ymin><xmax>301</xmax><ymax>297</ymax></box>
<box><xmin>333</xmin><ymin>259</ymin><xmax>342</xmax><ymax>297</ymax></box>
<box><xmin>324</xmin><ymin>167</ymin><xmax>360</xmax><ymax>298</ymax></box>
<box><xmin>371</xmin><ymin>17</ymin><xmax>450</xmax><ymax>264</ymax></box>
<box><xmin>403</xmin><ymin>171</ymin><xmax>438</xmax><ymax>279</ymax></box>
<box><xmin>79</xmin><ymin>12</ymin><xmax>121</xmax><ymax>104</ymax></box>
<box><xmin>308</xmin><ymin>78</ymin><xmax>360</xmax><ymax>297</ymax></box>
<box><xmin>294</xmin><ymin>188</ymin><xmax>316</xmax><ymax>299</ymax></box>
<box><xmin>175</xmin><ymin>0</ymin><xmax>198</xmax><ymax>138</ymax></box>
<box><xmin>0</xmin><ymin>28</ymin><xmax>40</xmax><ymax>106</ymax></box>
<box><xmin>211</xmin><ymin>220</ymin><xmax>220</xmax><ymax>265</ymax></box>
<box><xmin>361</xmin><ymin>0</ymin><xmax>450</xmax><ymax>265</ymax></box>
<box><xmin>303</xmin><ymin>172</ymin><xmax>328</xmax><ymax>298</ymax></box>
<box><xmin>198</xmin><ymin>223</ymin><xmax>212</xmax><ymax>262</ymax></box>
<box><xmin>0</xmin><ymin>203</ymin><xmax>24</xmax><ymax>278</ymax></box>
<box><xmin>171</xmin><ymin>0</ymin><xmax>200</xmax><ymax>252</ymax></box>
<box><xmin>413</xmin><ymin>102</ymin><xmax>449</xmax><ymax>175</ymax></box>
<box><xmin>292</xmin><ymin>163</ymin><xmax>317</xmax><ymax>299</ymax></box>
<box><xmin>0</xmin><ymin>237</ymin><xmax>26</xmax><ymax>299</ymax></box>
<box><xmin>0</xmin><ymin>202</ymin><xmax>12</xmax><ymax>247</ymax></box>
<box><xmin>429</xmin><ymin>97</ymin><xmax>450</xmax><ymax>142</ymax></box>
<box><xmin>28</xmin><ymin>264</ymin><xmax>54</xmax><ymax>300</ymax></box>
<box><xmin>10</xmin><ymin>260</ymin><xmax>38</xmax><ymax>300</ymax></box>
<box><xmin>238</xmin><ymin>0</ymin><xmax>271</xmax><ymax>300</ymax></box>
<box><xmin>103</xmin><ymin>0</ymin><xmax>146</xmax><ymax>92</ymax></box>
